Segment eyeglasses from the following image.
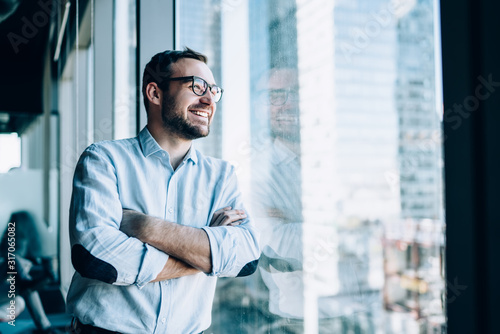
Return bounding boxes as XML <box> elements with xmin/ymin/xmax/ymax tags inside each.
<box><xmin>162</xmin><ymin>76</ymin><xmax>224</xmax><ymax>103</ymax></box>
<box><xmin>259</xmin><ymin>89</ymin><xmax>299</xmax><ymax>106</ymax></box>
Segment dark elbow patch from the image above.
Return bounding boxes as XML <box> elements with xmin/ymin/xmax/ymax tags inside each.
<box><xmin>71</xmin><ymin>244</ymin><xmax>118</xmax><ymax>284</ymax></box>
<box><xmin>236</xmin><ymin>259</ymin><xmax>259</xmax><ymax>277</ymax></box>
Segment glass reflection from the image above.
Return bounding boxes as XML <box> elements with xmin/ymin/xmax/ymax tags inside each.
<box><xmin>179</xmin><ymin>0</ymin><xmax>445</xmax><ymax>333</ymax></box>
<box><xmin>252</xmin><ymin>68</ymin><xmax>305</xmax><ymax>330</ymax></box>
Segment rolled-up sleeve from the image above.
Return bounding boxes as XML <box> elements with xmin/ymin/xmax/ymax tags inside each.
<box><xmin>202</xmin><ymin>166</ymin><xmax>261</xmax><ymax>277</ymax></box>
<box><xmin>69</xmin><ymin>145</ymin><xmax>168</xmax><ymax>288</ymax></box>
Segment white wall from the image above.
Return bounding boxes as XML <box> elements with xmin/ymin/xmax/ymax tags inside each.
<box><xmin>0</xmin><ymin>169</ymin><xmax>58</xmax><ymax>257</ymax></box>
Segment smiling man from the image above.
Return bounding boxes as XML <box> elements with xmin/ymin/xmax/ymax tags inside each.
<box><xmin>66</xmin><ymin>48</ymin><xmax>260</xmax><ymax>334</ymax></box>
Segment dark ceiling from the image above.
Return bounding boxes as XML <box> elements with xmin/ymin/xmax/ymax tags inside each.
<box><xmin>0</xmin><ymin>0</ymin><xmax>53</xmax><ymax>134</ymax></box>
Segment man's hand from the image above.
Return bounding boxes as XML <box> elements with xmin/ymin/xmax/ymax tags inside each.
<box><xmin>210</xmin><ymin>206</ymin><xmax>247</xmax><ymax>227</ymax></box>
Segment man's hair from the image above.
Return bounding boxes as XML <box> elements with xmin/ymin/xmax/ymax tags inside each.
<box><xmin>142</xmin><ymin>47</ymin><xmax>208</xmax><ymax>113</ymax></box>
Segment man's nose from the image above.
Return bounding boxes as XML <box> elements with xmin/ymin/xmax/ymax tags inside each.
<box><xmin>200</xmin><ymin>89</ymin><xmax>215</xmax><ymax>105</ymax></box>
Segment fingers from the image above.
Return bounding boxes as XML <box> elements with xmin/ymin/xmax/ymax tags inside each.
<box><xmin>210</xmin><ymin>209</ymin><xmax>247</xmax><ymax>227</ymax></box>
<box><xmin>228</xmin><ymin>220</ymin><xmax>244</xmax><ymax>226</ymax></box>
<box><xmin>219</xmin><ymin>210</ymin><xmax>247</xmax><ymax>226</ymax></box>
<box><xmin>210</xmin><ymin>206</ymin><xmax>232</xmax><ymax>226</ymax></box>
<box><xmin>213</xmin><ymin>206</ymin><xmax>232</xmax><ymax>215</ymax></box>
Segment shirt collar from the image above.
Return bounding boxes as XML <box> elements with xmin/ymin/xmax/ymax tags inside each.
<box><xmin>185</xmin><ymin>144</ymin><xmax>198</xmax><ymax>164</ymax></box>
<box><xmin>138</xmin><ymin>127</ymin><xmax>198</xmax><ymax>164</ymax></box>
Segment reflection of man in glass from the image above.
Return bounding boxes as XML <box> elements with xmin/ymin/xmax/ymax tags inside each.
<box><xmin>252</xmin><ymin>67</ymin><xmax>305</xmax><ymax>331</ymax></box>
<box><xmin>266</xmin><ymin>68</ymin><xmax>301</xmax><ymax>145</ymax></box>
<box><xmin>208</xmin><ymin>68</ymin><xmax>303</xmax><ymax>334</ymax></box>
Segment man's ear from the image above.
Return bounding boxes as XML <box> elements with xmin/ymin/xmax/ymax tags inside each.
<box><xmin>146</xmin><ymin>82</ymin><xmax>162</xmax><ymax>107</ymax></box>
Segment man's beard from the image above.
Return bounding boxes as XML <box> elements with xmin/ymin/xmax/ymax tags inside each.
<box><xmin>270</xmin><ymin>109</ymin><xmax>301</xmax><ymax>143</ymax></box>
<box><xmin>161</xmin><ymin>94</ymin><xmax>210</xmax><ymax>140</ymax></box>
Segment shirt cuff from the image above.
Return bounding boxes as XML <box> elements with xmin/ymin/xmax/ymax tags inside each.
<box><xmin>201</xmin><ymin>226</ymin><xmax>235</xmax><ymax>276</ymax></box>
<box><xmin>135</xmin><ymin>243</ymin><xmax>170</xmax><ymax>288</ymax></box>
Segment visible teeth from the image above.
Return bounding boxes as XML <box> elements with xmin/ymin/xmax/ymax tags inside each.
<box><xmin>192</xmin><ymin>110</ymin><xmax>209</xmax><ymax>118</ymax></box>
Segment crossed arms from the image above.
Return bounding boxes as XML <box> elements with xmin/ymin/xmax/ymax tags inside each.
<box><xmin>69</xmin><ymin>144</ymin><xmax>260</xmax><ymax>286</ymax></box>
<box><xmin>119</xmin><ymin>207</ymin><xmax>247</xmax><ymax>281</ymax></box>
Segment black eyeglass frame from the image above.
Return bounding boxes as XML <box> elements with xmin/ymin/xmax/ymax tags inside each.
<box><xmin>160</xmin><ymin>76</ymin><xmax>224</xmax><ymax>102</ymax></box>
<box><xmin>256</xmin><ymin>88</ymin><xmax>299</xmax><ymax>106</ymax></box>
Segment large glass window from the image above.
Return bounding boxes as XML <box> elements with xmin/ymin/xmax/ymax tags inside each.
<box><xmin>114</xmin><ymin>0</ymin><xmax>137</xmax><ymax>139</ymax></box>
<box><xmin>178</xmin><ymin>0</ymin><xmax>444</xmax><ymax>332</ymax></box>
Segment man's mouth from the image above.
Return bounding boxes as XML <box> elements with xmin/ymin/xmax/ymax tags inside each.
<box><xmin>190</xmin><ymin>110</ymin><xmax>210</xmax><ymax>118</ymax></box>
<box><xmin>274</xmin><ymin>115</ymin><xmax>297</xmax><ymax>123</ymax></box>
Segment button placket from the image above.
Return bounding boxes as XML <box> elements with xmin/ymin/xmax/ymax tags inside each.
<box><xmin>165</xmin><ymin>174</ymin><xmax>178</xmax><ymax>221</ymax></box>
<box><xmin>154</xmin><ymin>278</ymin><xmax>169</xmax><ymax>333</ymax></box>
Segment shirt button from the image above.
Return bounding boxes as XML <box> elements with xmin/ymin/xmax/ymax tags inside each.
<box><xmin>168</xmin><ymin>208</ymin><xmax>174</xmax><ymax>213</ymax></box>
<box><xmin>161</xmin><ymin>318</ymin><xmax>166</xmax><ymax>324</ymax></box>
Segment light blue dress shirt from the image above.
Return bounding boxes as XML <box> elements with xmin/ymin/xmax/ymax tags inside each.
<box><xmin>66</xmin><ymin>127</ymin><xmax>260</xmax><ymax>334</ymax></box>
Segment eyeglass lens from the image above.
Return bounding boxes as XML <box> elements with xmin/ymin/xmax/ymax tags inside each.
<box><xmin>269</xmin><ymin>90</ymin><xmax>288</xmax><ymax>106</ymax></box>
<box><xmin>193</xmin><ymin>77</ymin><xmax>222</xmax><ymax>102</ymax></box>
